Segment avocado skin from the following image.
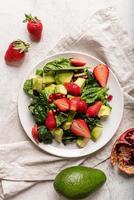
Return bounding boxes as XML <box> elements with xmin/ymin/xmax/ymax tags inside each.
<box><xmin>54</xmin><ymin>166</ymin><xmax>106</xmax><ymax>199</ymax></box>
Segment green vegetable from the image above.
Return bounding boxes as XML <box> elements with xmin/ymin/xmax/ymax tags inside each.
<box><xmin>91</xmin><ymin>126</ymin><xmax>103</xmax><ymax>141</ymax></box>
<box><xmin>76</xmin><ymin>137</ymin><xmax>90</xmax><ymax>148</ymax></box>
<box><xmin>62</xmin><ymin>130</ymin><xmax>78</xmax><ymax>145</ymax></box>
<box><xmin>52</xmin><ymin>128</ymin><xmax>64</xmax><ymax>143</ymax></box>
<box><xmin>29</xmin><ymin>92</ymin><xmax>49</xmax><ymax>125</ymax></box>
<box><xmin>36</xmin><ymin>69</ymin><xmax>43</xmax><ymax>76</ymax></box>
<box><xmin>55</xmin><ymin>112</ymin><xmax>69</xmax><ymax>127</ymax></box>
<box><xmin>23</xmin><ymin>79</ymin><xmax>33</xmax><ymax>96</ymax></box>
<box><xmin>43</xmin><ymin>57</ymin><xmax>89</xmax><ymax>72</ymax></box>
<box><xmin>81</xmin><ymin>70</ymin><xmax>109</xmax><ymax>104</ymax></box>
<box><xmin>38</xmin><ymin>126</ymin><xmax>53</xmax><ymax>144</ymax></box>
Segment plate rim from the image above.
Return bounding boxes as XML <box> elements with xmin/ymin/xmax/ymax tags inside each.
<box><xmin>18</xmin><ymin>51</ymin><xmax>124</xmax><ymax>158</ymax></box>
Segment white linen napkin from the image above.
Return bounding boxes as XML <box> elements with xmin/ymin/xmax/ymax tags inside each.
<box><xmin>0</xmin><ymin>7</ymin><xmax>134</xmax><ymax>198</ymax></box>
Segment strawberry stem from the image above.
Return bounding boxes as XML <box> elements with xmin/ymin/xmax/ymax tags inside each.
<box><xmin>13</xmin><ymin>39</ymin><xmax>30</xmax><ymax>53</ymax></box>
<box><xmin>23</xmin><ymin>13</ymin><xmax>39</xmax><ymax>23</ymax></box>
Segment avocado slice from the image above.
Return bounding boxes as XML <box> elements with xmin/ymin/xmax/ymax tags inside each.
<box><xmin>55</xmin><ymin>85</ymin><xmax>67</xmax><ymax>95</ymax></box>
<box><xmin>32</xmin><ymin>78</ymin><xmax>43</xmax><ymax>92</ymax></box>
<box><xmin>55</xmin><ymin>71</ymin><xmax>73</xmax><ymax>84</ymax></box>
<box><xmin>52</xmin><ymin>128</ymin><xmax>64</xmax><ymax>143</ymax></box>
<box><xmin>98</xmin><ymin>105</ymin><xmax>111</xmax><ymax>118</ymax></box>
<box><xmin>43</xmin><ymin>84</ymin><xmax>56</xmax><ymax>98</ymax></box>
<box><xmin>43</xmin><ymin>71</ymin><xmax>55</xmax><ymax>85</ymax></box>
<box><xmin>91</xmin><ymin>126</ymin><xmax>103</xmax><ymax>141</ymax></box>
<box><xmin>62</xmin><ymin>122</ymin><xmax>72</xmax><ymax>130</ymax></box>
<box><xmin>67</xmin><ymin>94</ymin><xmax>74</xmax><ymax>99</ymax></box>
<box><xmin>74</xmin><ymin>78</ymin><xmax>85</xmax><ymax>89</ymax></box>
<box><xmin>76</xmin><ymin>137</ymin><xmax>90</xmax><ymax>148</ymax></box>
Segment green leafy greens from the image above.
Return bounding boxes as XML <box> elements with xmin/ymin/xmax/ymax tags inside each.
<box><xmin>43</xmin><ymin>57</ymin><xmax>90</xmax><ymax>72</ymax></box>
<box><xmin>29</xmin><ymin>92</ymin><xmax>50</xmax><ymax>125</ymax></box>
<box><xmin>81</xmin><ymin>70</ymin><xmax>109</xmax><ymax>104</ymax></box>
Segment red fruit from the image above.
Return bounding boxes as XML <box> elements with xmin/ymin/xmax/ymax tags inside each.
<box><xmin>55</xmin><ymin>98</ymin><xmax>69</xmax><ymax>111</ymax></box>
<box><xmin>32</xmin><ymin>124</ymin><xmax>39</xmax><ymax>143</ymax></box>
<box><xmin>107</xmin><ymin>95</ymin><xmax>113</xmax><ymax>102</ymax></box>
<box><xmin>119</xmin><ymin>128</ymin><xmax>134</xmax><ymax>146</ymax></box>
<box><xmin>111</xmin><ymin>128</ymin><xmax>134</xmax><ymax>175</ymax></box>
<box><xmin>70</xmin><ymin>58</ymin><xmax>86</xmax><ymax>67</ymax></box>
<box><xmin>4</xmin><ymin>40</ymin><xmax>30</xmax><ymax>63</ymax></box>
<box><xmin>23</xmin><ymin>14</ymin><xmax>43</xmax><ymax>41</ymax></box>
<box><xmin>64</xmin><ymin>82</ymin><xmax>81</xmax><ymax>96</ymax></box>
<box><xmin>93</xmin><ymin>64</ymin><xmax>109</xmax><ymax>87</ymax></box>
<box><xmin>45</xmin><ymin>110</ymin><xmax>56</xmax><ymax>130</ymax></box>
<box><xmin>86</xmin><ymin>101</ymin><xmax>102</xmax><ymax>118</ymax></box>
<box><xmin>70</xmin><ymin>119</ymin><xmax>90</xmax><ymax>138</ymax></box>
<box><xmin>77</xmin><ymin>99</ymin><xmax>88</xmax><ymax>113</ymax></box>
<box><xmin>69</xmin><ymin>97</ymin><xmax>81</xmax><ymax>111</ymax></box>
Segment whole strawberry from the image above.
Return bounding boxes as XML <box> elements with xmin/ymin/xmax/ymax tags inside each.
<box><xmin>23</xmin><ymin>14</ymin><xmax>43</xmax><ymax>41</ymax></box>
<box><xmin>5</xmin><ymin>39</ymin><xmax>30</xmax><ymax>63</ymax></box>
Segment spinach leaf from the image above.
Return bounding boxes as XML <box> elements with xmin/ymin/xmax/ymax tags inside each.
<box><xmin>81</xmin><ymin>70</ymin><xmax>109</xmax><ymax>104</ymax></box>
<box><xmin>36</xmin><ymin>69</ymin><xmax>43</xmax><ymax>76</ymax></box>
<box><xmin>55</xmin><ymin>112</ymin><xmax>69</xmax><ymax>127</ymax></box>
<box><xmin>43</xmin><ymin>57</ymin><xmax>89</xmax><ymax>72</ymax></box>
<box><xmin>62</xmin><ymin>130</ymin><xmax>78</xmax><ymax>145</ymax></box>
<box><xmin>28</xmin><ymin>92</ymin><xmax>50</xmax><ymax>125</ymax></box>
<box><xmin>38</xmin><ymin>126</ymin><xmax>53</xmax><ymax>144</ymax></box>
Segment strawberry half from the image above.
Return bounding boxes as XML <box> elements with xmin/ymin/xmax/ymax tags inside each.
<box><xmin>70</xmin><ymin>119</ymin><xmax>90</xmax><ymax>138</ymax></box>
<box><xmin>32</xmin><ymin>124</ymin><xmax>39</xmax><ymax>143</ymax></box>
<box><xmin>70</xmin><ymin>58</ymin><xmax>86</xmax><ymax>67</ymax></box>
<box><xmin>55</xmin><ymin>98</ymin><xmax>69</xmax><ymax>111</ymax></box>
<box><xmin>4</xmin><ymin>39</ymin><xmax>30</xmax><ymax>63</ymax></box>
<box><xmin>23</xmin><ymin>14</ymin><xmax>43</xmax><ymax>41</ymax></box>
<box><xmin>69</xmin><ymin>97</ymin><xmax>81</xmax><ymax>111</ymax></box>
<box><xmin>64</xmin><ymin>82</ymin><xmax>81</xmax><ymax>96</ymax></box>
<box><xmin>93</xmin><ymin>64</ymin><xmax>109</xmax><ymax>87</ymax></box>
<box><xmin>45</xmin><ymin>110</ymin><xmax>56</xmax><ymax>130</ymax></box>
<box><xmin>86</xmin><ymin>101</ymin><xmax>102</xmax><ymax>118</ymax></box>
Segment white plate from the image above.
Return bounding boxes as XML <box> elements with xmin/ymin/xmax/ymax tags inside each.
<box><xmin>18</xmin><ymin>51</ymin><xmax>124</xmax><ymax>158</ymax></box>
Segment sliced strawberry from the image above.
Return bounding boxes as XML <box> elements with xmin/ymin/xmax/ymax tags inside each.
<box><xmin>70</xmin><ymin>119</ymin><xmax>90</xmax><ymax>138</ymax></box>
<box><xmin>69</xmin><ymin>97</ymin><xmax>81</xmax><ymax>111</ymax></box>
<box><xmin>45</xmin><ymin>110</ymin><xmax>56</xmax><ymax>130</ymax></box>
<box><xmin>55</xmin><ymin>98</ymin><xmax>69</xmax><ymax>111</ymax></box>
<box><xmin>64</xmin><ymin>82</ymin><xmax>81</xmax><ymax>96</ymax></box>
<box><xmin>70</xmin><ymin>58</ymin><xmax>86</xmax><ymax>67</ymax></box>
<box><xmin>32</xmin><ymin>124</ymin><xmax>39</xmax><ymax>143</ymax></box>
<box><xmin>93</xmin><ymin>64</ymin><xmax>109</xmax><ymax>87</ymax></box>
<box><xmin>77</xmin><ymin>99</ymin><xmax>88</xmax><ymax>113</ymax></box>
<box><xmin>86</xmin><ymin>101</ymin><xmax>102</xmax><ymax>118</ymax></box>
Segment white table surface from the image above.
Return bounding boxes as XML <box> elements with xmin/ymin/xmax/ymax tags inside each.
<box><xmin>0</xmin><ymin>0</ymin><xmax>134</xmax><ymax>199</ymax></box>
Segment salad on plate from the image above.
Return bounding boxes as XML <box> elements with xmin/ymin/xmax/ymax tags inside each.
<box><xmin>23</xmin><ymin>57</ymin><xmax>112</xmax><ymax>148</ymax></box>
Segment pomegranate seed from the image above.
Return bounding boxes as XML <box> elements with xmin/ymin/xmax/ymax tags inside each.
<box><xmin>48</xmin><ymin>99</ymin><xmax>53</xmax><ymax>103</ymax></box>
<box><xmin>53</xmin><ymin>109</ymin><xmax>57</xmax><ymax>114</ymax></box>
<box><xmin>107</xmin><ymin>95</ymin><xmax>113</xmax><ymax>101</ymax></box>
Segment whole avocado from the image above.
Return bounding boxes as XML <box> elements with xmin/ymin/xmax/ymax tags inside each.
<box><xmin>54</xmin><ymin>166</ymin><xmax>106</xmax><ymax>199</ymax></box>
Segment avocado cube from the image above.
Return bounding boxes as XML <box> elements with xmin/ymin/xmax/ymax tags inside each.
<box><xmin>98</xmin><ymin>105</ymin><xmax>111</xmax><ymax>118</ymax></box>
<box><xmin>53</xmin><ymin>128</ymin><xmax>64</xmax><ymax>143</ymax></box>
<box><xmin>74</xmin><ymin>78</ymin><xmax>85</xmax><ymax>89</ymax></box>
<box><xmin>55</xmin><ymin>85</ymin><xmax>67</xmax><ymax>95</ymax></box>
<box><xmin>32</xmin><ymin>78</ymin><xmax>43</xmax><ymax>92</ymax></box>
<box><xmin>43</xmin><ymin>72</ymin><xmax>55</xmax><ymax>85</ymax></box>
<box><xmin>76</xmin><ymin>137</ymin><xmax>90</xmax><ymax>148</ymax></box>
<box><xmin>55</xmin><ymin>71</ymin><xmax>73</xmax><ymax>84</ymax></box>
<box><xmin>91</xmin><ymin>126</ymin><xmax>103</xmax><ymax>141</ymax></box>
<box><xmin>62</xmin><ymin>122</ymin><xmax>72</xmax><ymax>130</ymax></box>
<box><xmin>43</xmin><ymin>84</ymin><xmax>56</xmax><ymax>98</ymax></box>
